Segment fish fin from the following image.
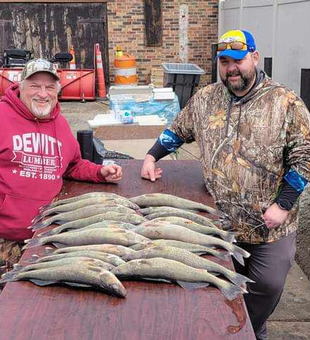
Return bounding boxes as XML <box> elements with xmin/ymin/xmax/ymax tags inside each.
<box><xmin>44</xmin><ymin>247</ymin><xmax>55</xmax><ymax>255</ymax></box>
<box><xmin>192</xmin><ymin>251</ymin><xmax>208</xmax><ymax>256</ymax></box>
<box><xmin>222</xmin><ymin>232</ymin><xmax>236</xmax><ymax>243</ymax></box>
<box><xmin>177</xmin><ymin>281</ymin><xmax>210</xmax><ymax>290</ymax></box>
<box><xmin>212</xmin><ymin>251</ymin><xmax>230</xmax><ymax>262</ymax></box>
<box><xmin>64</xmin><ymin>282</ymin><xmax>92</xmax><ymax>288</ymax></box>
<box><xmin>229</xmin><ymin>272</ymin><xmax>255</xmax><ymax>287</ymax></box>
<box><xmin>142</xmin><ymin>277</ymin><xmax>172</xmax><ymax>284</ymax></box>
<box><xmin>22</xmin><ymin>237</ymin><xmax>44</xmax><ymax>250</ymax></box>
<box><xmin>231</xmin><ymin>252</ymin><xmax>245</xmax><ymax>266</ymax></box>
<box><xmin>52</xmin><ymin>242</ymin><xmax>66</xmax><ymax>248</ymax></box>
<box><xmin>30</xmin><ymin>279</ymin><xmax>57</xmax><ymax>286</ymax></box>
<box><xmin>31</xmin><ymin>213</ymin><xmax>44</xmax><ymax>224</ymax></box>
<box><xmin>220</xmin><ymin>283</ymin><xmax>245</xmax><ymax>301</ymax></box>
<box><xmin>204</xmin><ymin>249</ymin><xmax>230</xmax><ymax>261</ymax></box>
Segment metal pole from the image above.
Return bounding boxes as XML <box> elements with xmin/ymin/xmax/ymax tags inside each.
<box><xmin>211</xmin><ymin>43</ymin><xmax>218</xmax><ymax>84</ymax></box>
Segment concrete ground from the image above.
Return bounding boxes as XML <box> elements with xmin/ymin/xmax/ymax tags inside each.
<box><xmin>61</xmin><ymin>100</ymin><xmax>310</xmax><ymax>340</ymax></box>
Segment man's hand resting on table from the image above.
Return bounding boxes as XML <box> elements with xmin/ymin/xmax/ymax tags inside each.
<box><xmin>101</xmin><ymin>164</ymin><xmax>123</xmax><ymax>183</ymax></box>
<box><xmin>141</xmin><ymin>155</ymin><xmax>163</xmax><ymax>182</ymax></box>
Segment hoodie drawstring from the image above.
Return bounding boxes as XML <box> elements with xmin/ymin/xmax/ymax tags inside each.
<box><xmin>35</xmin><ymin>119</ymin><xmax>45</xmax><ymax>174</ymax></box>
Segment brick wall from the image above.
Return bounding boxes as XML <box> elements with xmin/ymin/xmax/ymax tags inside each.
<box><xmin>107</xmin><ymin>0</ymin><xmax>218</xmax><ymax>87</ymax></box>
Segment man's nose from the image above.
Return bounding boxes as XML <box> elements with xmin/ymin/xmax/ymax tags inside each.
<box><xmin>37</xmin><ymin>86</ymin><xmax>48</xmax><ymax>97</ymax></box>
<box><xmin>227</xmin><ymin>62</ymin><xmax>237</xmax><ymax>72</ymax></box>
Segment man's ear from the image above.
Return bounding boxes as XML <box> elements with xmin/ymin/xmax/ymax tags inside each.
<box><xmin>252</xmin><ymin>51</ymin><xmax>259</xmax><ymax>66</ymax></box>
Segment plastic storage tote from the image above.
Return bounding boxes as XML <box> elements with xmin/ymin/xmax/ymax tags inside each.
<box><xmin>162</xmin><ymin>62</ymin><xmax>205</xmax><ymax>109</ymax></box>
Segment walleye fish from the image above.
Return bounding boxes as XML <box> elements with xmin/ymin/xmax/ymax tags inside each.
<box><xmin>6</xmin><ymin>257</ymin><xmax>115</xmax><ymax>278</ymax></box>
<box><xmin>123</xmin><ymin>246</ymin><xmax>253</xmax><ymax>287</ymax></box>
<box><xmin>35</xmin><ymin>213</ymin><xmax>146</xmax><ymax>234</ymax></box>
<box><xmin>133</xmin><ymin>225</ymin><xmax>250</xmax><ymax>266</ymax></box>
<box><xmin>24</xmin><ymin>228</ymin><xmax>149</xmax><ymax>249</ymax></box>
<box><xmin>130</xmin><ymin>240</ymin><xmax>229</xmax><ymax>261</ymax></box>
<box><xmin>44</xmin><ymin>244</ymin><xmax>137</xmax><ymax>258</ymax></box>
<box><xmin>130</xmin><ymin>193</ymin><xmax>221</xmax><ymax>216</ymax></box>
<box><xmin>27</xmin><ymin>251</ymin><xmax>125</xmax><ymax>266</ymax></box>
<box><xmin>139</xmin><ymin>207</ymin><xmax>219</xmax><ymax>228</ymax></box>
<box><xmin>112</xmin><ymin>257</ymin><xmax>246</xmax><ymax>300</ymax></box>
<box><xmin>40</xmin><ymin>192</ymin><xmax>123</xmax><ymax>211</ymax></box>
<box><xmin>0</xmin><ymin>261</ymin><xmax>127</xmax><ymax>298</ymax></box>
<box><xmin>38</xmin><ymin>221</ymin><xmax>137</xmax><ymax>237</ymax></box>
<box><xmin>31</xmin><ymin>204</ymin><xmax>137</xmax><ymax>230</ymax></box>
<box><xmin>142</xmin><ymin>217</ymin><xmax>235</xmax><ymax>243</ymax></box>
<box><xmin>68</xmin><ymin>222</ymin><xmax>137</xmax><ymax>234</ymax></box>
<box><xmin>39</xmin><ymin>196</ymin><xmax>139</xmax><ymax>218</ymax></box>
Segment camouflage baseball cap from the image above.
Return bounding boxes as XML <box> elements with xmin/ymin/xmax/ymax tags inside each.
<box><xmin>21</xmin><ymin>58</ymin><xmax>60</xmax><ymax>81</ymax></box>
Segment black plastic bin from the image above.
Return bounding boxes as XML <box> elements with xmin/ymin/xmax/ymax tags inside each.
<box><xmin>162</xmin><ymin>63</ymin><xmax>205</xmax><ymax>109</ymax></box>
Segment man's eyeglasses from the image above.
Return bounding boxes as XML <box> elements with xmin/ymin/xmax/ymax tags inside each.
<box><xmin>217</xmin><ymin>41</ymin><xmax>250</xmax><ymax>52</ymax></box>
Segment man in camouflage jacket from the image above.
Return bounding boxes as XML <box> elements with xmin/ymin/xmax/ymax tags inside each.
<box><xmin>141</xmin><ymin>30</ymin><xmax>310</xmax><ymax>340</ymax></box>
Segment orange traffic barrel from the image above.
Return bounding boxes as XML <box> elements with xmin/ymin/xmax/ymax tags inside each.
<box><xmin>114</xmin><ymin>52</ymin><xmax>137</xmax><ymax>86</ymax></box>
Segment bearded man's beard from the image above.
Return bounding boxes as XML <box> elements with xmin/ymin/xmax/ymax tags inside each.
<box><xmin>222</xmin><ymin>68</ymin><xmax>256</xmax><ymax>93</ymax></box>
<box><xmin>31</xmin><ymin>101</ymin><xmax>53</xmax><ymax>118</ymax></box>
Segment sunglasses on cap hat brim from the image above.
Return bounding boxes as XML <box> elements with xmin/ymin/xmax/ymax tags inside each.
<box><xmin>215</xmin><ymin>41</ymin><xmax>256</xmax><ymax>60</ymax></box>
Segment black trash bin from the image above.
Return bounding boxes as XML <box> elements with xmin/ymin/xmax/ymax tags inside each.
<box><xmin>162</xmin><ymin>63</ymin><xmax>205</xmax><ymax>109</ymax></box>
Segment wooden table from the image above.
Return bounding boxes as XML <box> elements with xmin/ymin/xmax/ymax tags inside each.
<box><xmin>0</xmin><ymin>160</ymin><xmax>255</xmax><ymax>340</ymax></box>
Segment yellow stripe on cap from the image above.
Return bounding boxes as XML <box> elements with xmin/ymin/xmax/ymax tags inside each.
<box><xmin>219</xmin><ymin>30</ymin><xmax>247</xmax><ymax>50</ymax></box>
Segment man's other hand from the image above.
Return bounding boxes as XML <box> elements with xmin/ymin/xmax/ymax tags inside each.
<box><xmin>101</xmin><ymin>164</ymin><xmax>122</xmax><ymax>183</ymax></box>
<box><xmin>263</xmin><ymin>203</ymin><xmax>289</xmax><ymax>229</ymax></box>
<box><xmin>141</xmin><ymin>154</ymin><xmax>162</xmax><ymax>182</ymax></box>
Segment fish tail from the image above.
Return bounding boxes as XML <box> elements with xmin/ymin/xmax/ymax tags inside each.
<box><xmin>22</xmin><ymin>237</ymin><xmax>46</xmax><ymax>250</ymax></box>
<box><xmin>225</xmin><ymin>270</ymin><xmax>255</xmax><ymax>287</ymax></box>
<box><xmin>228</xmin><ymin>243</ymin><xmax>251</xmax><ymax>266</ymax></box>
<box><xmin>233</xmin><ymin>244</ymin><xmax>250</xmax><ymax>258</ymax></box>
<box><xmin>221</xmin><ymin>232</ymin><xmax>236</xmax><ymax>243</ymax></box>
<box><xmin>231</xmin><ymin>251</ymin><xmax>245</xmax><ymax>266</ymax></box>
<box><xmin>220</xmin><ymin>281</ymin><xmax>246</xmax><ymax>301</ymax></box>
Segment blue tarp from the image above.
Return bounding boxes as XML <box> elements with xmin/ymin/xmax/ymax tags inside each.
<box><xmin>110</xmin><ymin>94</ymin><xmax>180</xmax><ymax>124</ymax></box>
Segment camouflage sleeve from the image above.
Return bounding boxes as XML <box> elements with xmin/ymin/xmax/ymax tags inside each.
<box><xmin>285</xmin><ymin>95</ymin><xmax>310</xmax><ymax>185</ymax></box>
<box><xmin>168</xmin><ymin>90</ymin><xmax>201</xmax><ymax>143</ymax></box>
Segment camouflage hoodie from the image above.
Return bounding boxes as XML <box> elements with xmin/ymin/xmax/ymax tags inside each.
<box><xmin>169</xmin><ymin>71</ymin><xmax>310</xmax><ymax>244</ymax></box>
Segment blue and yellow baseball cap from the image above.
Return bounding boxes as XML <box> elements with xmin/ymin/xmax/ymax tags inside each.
<box><xmin>217</xmin><ymin>30</ymin><xmax>256</xmax><ymax>60</ymax></box>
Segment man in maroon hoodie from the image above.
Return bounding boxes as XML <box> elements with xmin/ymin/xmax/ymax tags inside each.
<box><xmin>0</xmin><ymin>58</ymin><xmax>122</xmax><ymax>279</ymax></box>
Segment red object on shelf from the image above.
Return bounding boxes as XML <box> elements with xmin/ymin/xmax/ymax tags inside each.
<box><xmin>0</xmin><ymin>68</ymin><xmax>95</xmax><ymax>101</ymax></box>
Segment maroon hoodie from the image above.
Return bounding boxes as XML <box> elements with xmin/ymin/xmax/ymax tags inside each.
<box><xmin>0</xmin><ymin>84</ymin><xmax>105</xmax><ymax>241</ymax></box>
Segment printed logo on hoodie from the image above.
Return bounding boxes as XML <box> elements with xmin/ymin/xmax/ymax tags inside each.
<box><xmin>11</xmin><ymin>133</ymin><xmax>62</xmax><ymax>180</ymax></box>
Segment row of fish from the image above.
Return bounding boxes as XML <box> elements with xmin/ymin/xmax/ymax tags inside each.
<box><xmin>1</xmin><ymin>192</ymin><xmax>252</xmax><ymax>301</ymax></box>
<box><xmin>1</xmin><ymin>243</ymin><xmax>251</xmax><ymax>300</ymax></box>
